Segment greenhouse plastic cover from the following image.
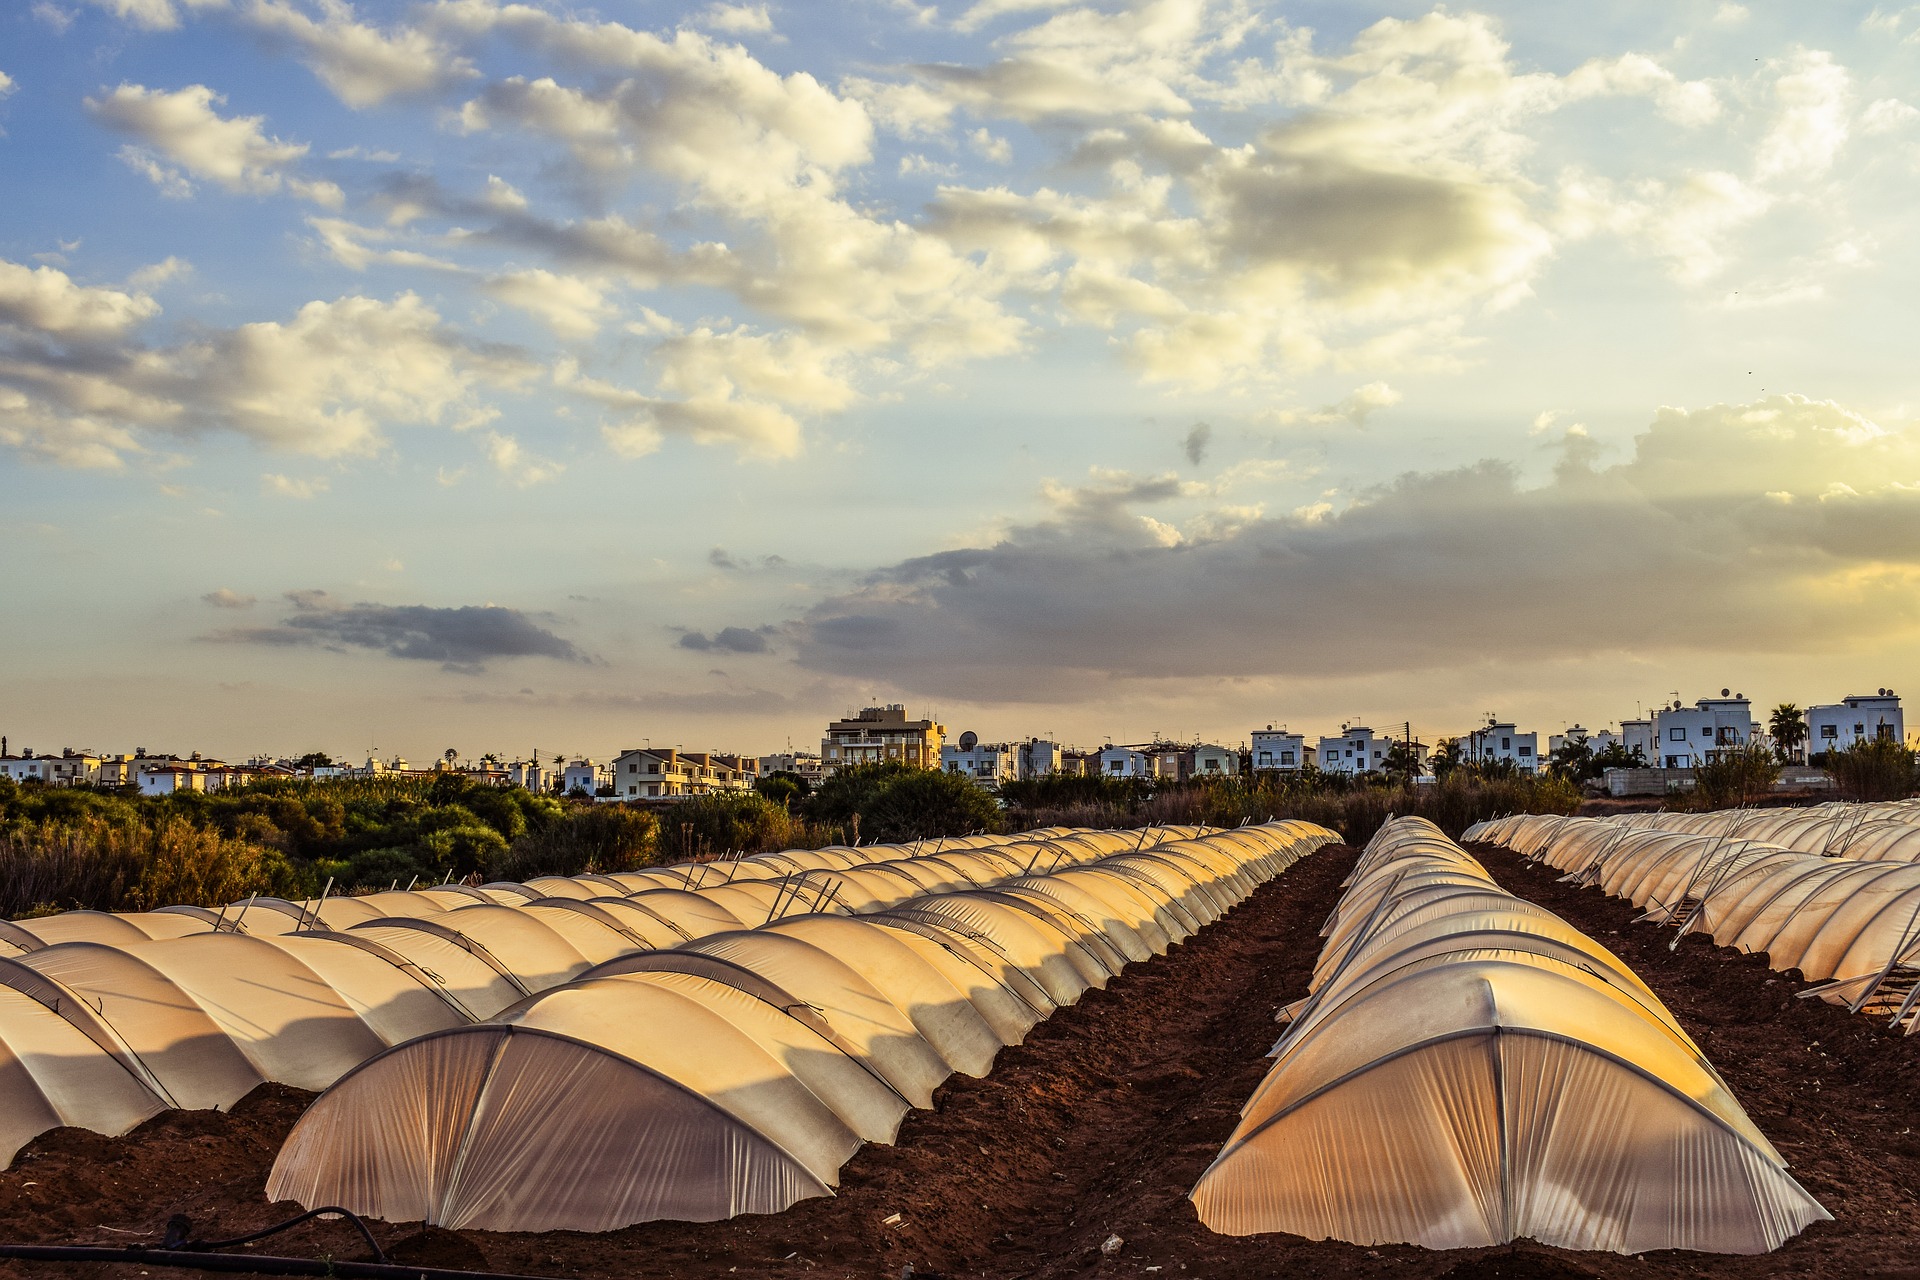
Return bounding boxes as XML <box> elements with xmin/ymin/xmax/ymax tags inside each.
<box><xmin>265</xmin><ymin>821</ymin><xmax>1337</xmax><ymax>1232</ymax></box>
<box><xmin>1191</xmin><ymin>817</ymin><xmax>1828</xmax><ymax>1255</ymax></box>
<box><xmin>1471</xmin><ymin>808</ymin><xmax>1920</xmax><ymax>1027</ymax></box>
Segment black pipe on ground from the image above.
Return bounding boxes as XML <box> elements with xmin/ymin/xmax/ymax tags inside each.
<box><xmin>0</xmin><ymin>1244</ymin><xmax>560</xmax><ymax>1280</ymax></box>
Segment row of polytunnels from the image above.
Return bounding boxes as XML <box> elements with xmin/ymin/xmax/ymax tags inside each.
<box><xmin>1189</xmin><ymin>817</ymin><xmax>1830</xmax><ymax>1255</ymax></box>
<box><xmin>15</xmin><ymin>805</ymin><xmax>1907</xmax><ymax>1257</ymax></box>
<box><xmin>0</xmin><ymin>821</ymin><xmax>1337</xmax><ymax>1220</ymax></box>
<box><xmin>1470</xmin><ymin>804</ymin><xmax>1920</xmax><ymax>1029</ymax></box>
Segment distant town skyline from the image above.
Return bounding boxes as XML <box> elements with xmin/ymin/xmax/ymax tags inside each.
<box><xmin>4</xmin><ymin>2</ymin><xmax>1918</xmax><ymax>757</ymax></box>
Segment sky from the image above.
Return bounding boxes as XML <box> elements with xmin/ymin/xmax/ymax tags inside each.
<box><xmin>2</xmin><ymin>0</ymin><xmax>1918</xmax><ymax>764</ymax></box>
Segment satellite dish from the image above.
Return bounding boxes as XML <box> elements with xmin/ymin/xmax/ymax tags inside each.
<box><xmin>958</xmin><ymin>730</ymin><xmax>978</xmax><ymax>750</ymax></box>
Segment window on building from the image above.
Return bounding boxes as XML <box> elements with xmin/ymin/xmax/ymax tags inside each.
<box><xmin>1855</xmin><ymin>724</ymin><xmax>1866</xmax><ymax>735</ymax></box>
<box><xmin>1518</xmin><ymin>745</ymin><xmax>1533</xmax><ymax>757</ymax></box>
<box><xmin>1821</xmin><ymin>724</ymin><xmax>1838</xmax><ymax>739</ymax></box>
<box><xmin>1257</xmin><ymin>752</ymin><xmax>1272</xmax><ymax>767</ymax></box>
<box><xmin>1879</xmin><ymin>724</ymin><xmax>1897</xmax><ymax>741</ymax></box>
<box><xmin>1280</xmin><ymin>751</ymin><xmax>1296</xmax><ymax>765</ymax></box>
<box><xmin>1669</xmin><ymin>727</ymin><xmax>1687</xmax><ymax>741</ymax></box>
<box><xmin>1500</xmin><ymin>737</ymin><xmax>1510</xmax><ymax>750</ymax></box>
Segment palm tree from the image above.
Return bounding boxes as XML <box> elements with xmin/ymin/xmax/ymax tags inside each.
<box><xmin>1769</xmin><ymin>704</ymin><xmax>1808</xmax><ymax>764</ymax></box>
<box><xmin>1428</xmin><ymin>738</ymin><xmax>1464</xmax><ymax>781</ymax></box>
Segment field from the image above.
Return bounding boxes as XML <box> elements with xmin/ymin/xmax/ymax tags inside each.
<box><xmin>4</xmin><ymin>832</ymin><xmax>1918</xmax><ymax>1280</ymax></box>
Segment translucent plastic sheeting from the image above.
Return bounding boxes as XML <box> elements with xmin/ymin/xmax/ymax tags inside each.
<box><xmin>1471</xmin><ymin>809</ymin><xmax>1920</xmax><ymax>1025</ymax></box>
<box><xmin>1192</xmin><ymin>818</ymin><xmax>1827</xmax><ymax>1256</ymax></box>
<box><xmin>268</xmin><ymin>821</ymin><xmax>1340</xmax><ymax>1233</ymax></box>
<box><xmin>7</xmin><ymin>825</ymin><xmax>1228</xmax><ymax>1168</ymax></box>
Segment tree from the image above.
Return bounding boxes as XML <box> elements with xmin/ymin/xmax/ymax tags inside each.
<box><xmin>1382</xmin><ymin>740</ymin><xmax>1425</xmax><ymax>784</ymax></box>
<box><xmin>444</xmin><ymin>747</ymin><xmax>459</xmax><ymax>768</ymax></box>
<box><xmin>1591</xmin><ymin>741</ymin><xmax>1647</xmax><ymax>772</ymax></box>
<box><xmin>754</xmin><ymin>770</ymin><xmax>810</xmax><ymax>808</ymax></box>
<box><xmin>1770</xmin><ymin>704</ymin><xmax>1808</xmax><ymax>764</ymax></box>
<box><xmin>294</xmin><ymin>751</ymin><xmax>333</xmax><ymax>768</ymax></box>
<box><xmin>1548</xmin><ymin>736</ymin><xmax>1595</xmax><ymax>781</ymax></box>
<box><xmin>1691</xmin><ymin>742</ymin><xmax>1781</xmax><ymax>809</ymax></box>
<box><xmin>1428</xmin><ymin>738</ymin><xmax>1465</xmax><ymax>781</ymax></box>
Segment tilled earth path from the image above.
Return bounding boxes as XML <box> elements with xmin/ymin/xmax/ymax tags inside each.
<box><xmin>4</xmin><ymin>838</ymin><xmax>1918</xmax><ymax>1280</ymax></box>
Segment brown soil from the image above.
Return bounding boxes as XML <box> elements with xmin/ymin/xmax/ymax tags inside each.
<box><xmin>3</xmin><ymin>839</ymin><xmax>1915</xmax><ymax>1279</ymax></box>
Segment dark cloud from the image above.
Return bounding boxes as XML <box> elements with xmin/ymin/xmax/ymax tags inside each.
<box><xmin>1183</xmin><ymin>422</ymin><xmax>1211</xmax><ymax>466</ymax></box>
<box><xmin>784</xmin><ymin>397</ymin><xmax>1920</xmax><ymax>705</ymax></box>
<box><xmin>709</xmin><ymin>546</ymin><xmax>788</xmax><ymax>572</ymax></box>
<box><xmin>208</xmin><ymin>591</ymin><xmax>589</xmax><ymax>672</ymax></box>
<box><xmin>678</xmin><ymin>625</ymin><xmax>776</xmax><ymax>654</ymax></box>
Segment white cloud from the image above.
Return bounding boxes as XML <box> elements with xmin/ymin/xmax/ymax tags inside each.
<box><xmin>81</xmin><ymin>0</ymin><xmax>222</xmax><ymax>32</ymax></box>
<box><xmin>483</xmin><ymin>431</ymin><xmax>564</xmax><ymax>485</ymax></box>
<box><xmin>555</xmin><ymin>324</ymin><xmax>853</xmax><ymax>460</ymax></box>
<box><xmin>0</xmin><ymin>258</ymin><xmax>158</xmax><ymax>337</ymax></box>
<box><xmin>86</xmin><ymin>83</ymin><xmax>342</xmax><ymax>206</ymax></box>
<box><xmin>481</xmin><ymin>269</ymin><xmax>614</xmax><ymax>339</ymax></box>
<box><xmin>696</xmin><ymin>3</ymin><xmax>773</xmax><ymax>35</ymax></box>
<box><xmin>1862</xmin><ymin>98</ymin><xmax>1920</xmax><ymax>134</ymax></box>
<box><xmin>262</xmin><ymin>472</ymin><xmax>329</xmax><ymax>498</ymax></box>
<box><xmin>0</xmin><ymin>71</ymin><xmax>14</xmax><ymax>98</ymax></box>
<box><xmin>1272</xmin><ymin>381</ymin><xmax>1403</xmax><ymax>427</ymax></box>
<box><xmin>128</xmin><ymin>256</ymin><xmax>193</xmax><ymax>289</ymax></box>
<box><xmin>1755</xmin><ymin>51</ymin><xmax>1852</xmax><ymax>181</ymax></box>
<box><xmin>968</xmin><ymin>127</ymin><xmax>1012</xmax><ymax>162</ymax></box>
<box><xmin>1712</xmin><ymin>3</ymin><xmax>1749</xmax><ymax>27</ymax></box>
<box><xmin>0</xmin><ymin>262</ymin><xmax>532</xmax><ymax>467</ymax></box>
<box><xmin>32</xmin><ymin>5</ymin><xmax>74</xmax><ymax>33</ymax></box>
<box><xmin>243</xmin><ymin>0</ymin><xmax>477</xmax><ymax>108</ymax></box>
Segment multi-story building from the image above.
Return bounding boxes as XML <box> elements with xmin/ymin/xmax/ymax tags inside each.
<box><xmin>759</xmin><ymin>751</ymin><xmax>828</xmax><ymax>787</ymax></box>
<box><xmin>1316</xmin><ymin>726</ymin><xmax>1390</xmax><ymax>775</ymax></box>
<box><xmin>1464</xmin><ymin>718</ymin><xmax>1539</xmax><ymax>774</ymax></box>
<box><xmin>1619</xmin><ymin>718</ymin><xmax>1655</xmax><ymax>763</ymax></box>
<box><xmin>1059</xmin><ymin>748</ymin><xmax>1100</xmax><ymax>777</ymax></box>
<box><xmin>822</xmin><ymin>705</ymin><xmax>945</xmax><ymax>772</ymax></box>
<box><xmin>941</xmin><ymin>732</ymin><xmax>1018</xmax><ymax>786</ymax></box>
<box><xmin>1250</xmin><ymin>726</ymin><xmax>1305</xmax><ymax>772</ymax></box>
<box><xmin>507</xmin><ymin>759</ymin><xmax>546</xmax><ymax>792</ymax></box>
<box><xmin>1807</xmin><ymin>691</ymin><xmax>1905</xmax><ymax>758</ymax></box>
<box><xmin>1653</xmin><ymin>692</ymin><xmax>1755</xmax><ymax>768</ymax></box>
<box><xmin>1017</xmin><ymin>739</ymin><xmax>1064</xmax><ymax>779</ymax></box>
<box><xmin>1546</xmin><ymin>724</ymin><xmax>1620</xmax><ymax>761</ymax></box>
<box><xmin>610</xmin><ymin>748</ymin><xmax>756</xmax><ymax>800</ymax></box>
<box><xmin>0</xmin><ymin>749</ymin><xmax>103</xmax><ymax>786</ymax></box>
<box><xmin>1097</xmin><ymin>745</ymin><xmax>1153</xmax><ymax>778</ymax></box>
<box><xmin>1192</xmin><ymin>744</ymin><xmax>1239</xmax><ymax>777</ymax></box>
<box><xmin>561</xmin><ymin>758</ymin><xmax>612</xmax><ymax>796</ymax></box>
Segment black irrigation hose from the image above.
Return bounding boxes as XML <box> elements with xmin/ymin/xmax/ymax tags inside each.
<box><xmin>0</xmin><ymin>1207</ymin><xmax>563</xmax><ymax>1280</ymax></box>
<box><xmin>184</xmin><ymin>1206</ymin><xmax>389</xmax><ymax>1261</ymax></box>
<box><xmin>0</xmin><ymin>1244</ymin><xmax>560</xmax><ymax>1279</ymax></box>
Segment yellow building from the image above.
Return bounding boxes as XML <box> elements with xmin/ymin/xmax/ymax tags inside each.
<box><xmin>821</xmin><ymin>704</ymin><xmax>945</xmax><ymax>772</ymax></box>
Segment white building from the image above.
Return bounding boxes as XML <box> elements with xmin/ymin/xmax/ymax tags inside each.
<box><xmin>941</xmin><ymin>733</ymin><xmax>1018</xmax><ymax>786</ymax></box>
<box><xmin>1620</xmin><ymin>718</ymin><xmax>1655</xmax><ymax>763</ymax></box>
<box><xmin>759</xmin><ymin>752</ymin><xmax>829</xmax><ymax>786</ymax></box>
<box><xmin>1</xmin><ymin>750</ymin><xmax>104</xmax><ymax>786</ymax></box>
<box><xmin>561</xmin><ymin>758</ymin><xmax>611</xmax><ymax>796</ymax></box>
<box><xmin>1466</xmin><ymin>719</ymin><xmax>1539</xmax><ymax>774</ymax></box>
<box><xmin>1807</xmin><ymin>691</ymin><xmax>1905</xmax><ymax>758</ymax></box>
<box><xmin>1192</xmin><ymin>744</ymin><xmax>1240</xmax><ymax>777</ymax></box>
<box><xmin>1017</xmin><ymin>739</ymin><xmax>1064</xmax><ymax>779</ymax></box>
<box><xmin>1098</xmin><ymin>745</ymin><xmax>1153</xmax><ymax>778</ymax></box>
<box><xmin>1652</xmin><ymin>691</ymin><xmax>1755</xmax><ymax>768</ymax></box>
<box><xmin>1316</xmin><ymin>726</ymin><xmax>1390</xmax><ymax>775</ymax></box>
<box><xmin>1250</xmin><ymin>727</ymin><xmax>1305</xmax><ymax>772</ymax></box>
